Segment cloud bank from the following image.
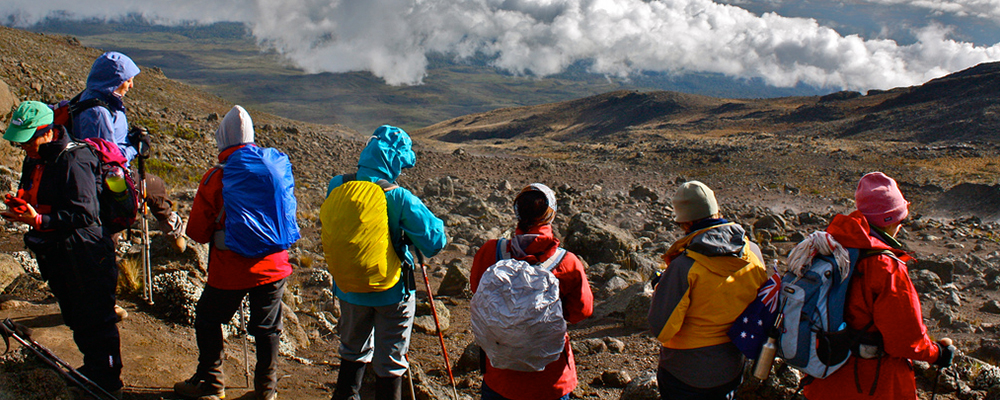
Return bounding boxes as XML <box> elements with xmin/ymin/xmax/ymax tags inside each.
<box><xmin>864</xmin><ymin>0</ymin><xmax>1000</xmax><ymax>22</ymax></box>
<box><xmin>3</xmin><ymin>0</ymin><xmax>999</xmax><ymax>89</ymax></box>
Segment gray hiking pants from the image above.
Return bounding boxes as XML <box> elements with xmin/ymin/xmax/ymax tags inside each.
<box><xmin>337</xmin><ymin>296</ymin><xmax>416</xmax><ymax>377</ymax></box>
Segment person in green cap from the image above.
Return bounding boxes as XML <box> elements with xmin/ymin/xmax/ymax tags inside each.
<box><xmin>2</xmin><ymin>101</ymin><xmax>123</xmax><ymax>397</ymax></box>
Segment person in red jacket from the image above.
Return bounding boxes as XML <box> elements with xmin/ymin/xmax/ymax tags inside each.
<box><xmin>804</xmin><ymin>172</ymin><xmax>954</xmax><ymax>400</ymax></box>
<box><xmin>174</xmin><ymin>106</ymin><xmax>292</xmax><ymax>400</ymax></box>
<box><xmin>470</xmin><ymin>183</ymin><xmax>594</xmax><ymax>400</ymax></box>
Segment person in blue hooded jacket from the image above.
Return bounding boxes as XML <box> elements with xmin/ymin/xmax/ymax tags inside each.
<box><xmin>72</xmin><ymin>51</ymin><xmax>186</xmax><ymax>252</ymax></box>
<box><xmin>327</xmin><ymin>125</ymin><xmax>446</xmax><ymax>400</ymax></box>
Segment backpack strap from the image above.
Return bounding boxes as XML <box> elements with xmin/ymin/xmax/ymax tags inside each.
<box><xmin>496</xmin><ymin>238</ymin><xmax>511</xmax><ymax>261</ymax></box>
<box><xmin>68</xmin><ymin>97</ymin><xmax>110</xmax><ymax>116</ymax></box>
<box><xmin>538</xmin><ymin>248</ymin><xmax>568</xmax><ymax>272</ymax></box>
<box><xmin>495</xmin><ymin>238</ymin><xmax>566</xmax><ymax>271</ymax></box>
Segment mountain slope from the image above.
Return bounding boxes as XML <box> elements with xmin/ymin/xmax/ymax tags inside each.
<box><xmin>416</xmin><ymin>62</ymin><xmax>1000</xmax><ymax>145</ymax></box>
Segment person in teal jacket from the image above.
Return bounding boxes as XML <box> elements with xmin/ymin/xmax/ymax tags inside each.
<box><xmin>329</xmin><ymin>125</ymin><xmax>446</xmax><ymax>400</ymax></box>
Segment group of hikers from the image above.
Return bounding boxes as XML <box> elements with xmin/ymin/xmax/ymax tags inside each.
<box><xmin>0</xmin><ymin>50</ymin><xmax>958</xmax><ymax>400</ymax></box>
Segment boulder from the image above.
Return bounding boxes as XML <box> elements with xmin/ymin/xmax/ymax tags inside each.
<box><xmin>601</xmin><ymin>370</ymin><xmax>632</xmax><ymax>388</ymax></box>
<box><xmin>629</xmin><ymin>185</ymin><xmax>659</xmax><ymax>202</ymax></box>
<box><xmin>454</xmin><ymin>341</ymin><xmax>481</xmax><ymax>375</ymax></box>
<box><xmin>754</xmin><ymin>214</ymin><xmax>789</xmax><ymax>237</ymax></box>
<box><xmin>0</xmin><ymin>78</ymin><xmax>17</xmax><ymax>122</ymax></box>
<box><xmin>563</xmin><ymin>213</ymin><xmax>639</xmax><ymax>265</ymax></box>
<box><xmin>624</xmin><ymin>289</ymin><xmax>653</xmax><ymax>330</ymax></box>
<box><xmin>915</xmin><ymin>257</ymin><xmax>956</xmax><ymax>283</ymax></box>
<box><xmin>618</xmin><ymin>371</ymin><xmax>658</xmax><ymax>400</ymax></box>
<box><xmin>594</xmin><ymin>281</ymin><xmax>652</xmax><ymax>320</ymax></box>
<box><xmin>981</xmin><ymin>300</ymin><xmax>1000</xmax><ymax>314</ymax></box>
<box><xmin>437</xmin><ymin>259</ymin><xmax>470</xmax><ymax>297</ymax></box>
<box><xmin>604</xmin><ymin>337</ymin><xmax>626</xmax><ymax>353</ymax></box>
<box><xmin>413</xmin><ymin>315</ymin><xmax>449</xmax><ymax>334</ymax></box>
<box><xmin>0</xmin><ymin>274</ymin><xmax>52</xmax><ymax>303</ymax></box>
<box><xmin>572</xmin><ymin>338</ymin><xmax>607</xmax><ymax>356</ymax></box>
<box><xmin>152</xmin><ymin>271</ymin><xmax>204</xmax><ymax>325</ymax></box>
<box><xmin>0</xmin><ymin>254</ymin><xmax>22</xmax><ymax>293</ymax></box>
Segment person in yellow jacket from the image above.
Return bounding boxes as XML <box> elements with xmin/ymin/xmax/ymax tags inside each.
<box><xmin>647</xmin><ymin>181</ymin><xmax>767</xmax><ymax>400</ymax></box>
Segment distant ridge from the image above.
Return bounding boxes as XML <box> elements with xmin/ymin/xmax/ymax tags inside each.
<box><xmin>417</xmin><ymin>62</ymin><xmax>1000</xmax><ymax>145</ymax></box>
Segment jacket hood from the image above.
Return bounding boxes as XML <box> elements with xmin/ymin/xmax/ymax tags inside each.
<box><xmin>827</xmin><ymin>210</ymin><xmax>897</xmax><ymax>253</ymax></box>
<box><xmin>663</xmin><ymin>222</ymin><xmax>756</xmax><ymax>275</ymax></box>
<box><xmin>357</xmin><ymin>125</ymin><xmax>415</xmax><ymax>182</ymax></box>
<box><xmin>215</xmin><ymin>105</ymin><xmax>255</xmax><ymax>152</ymax></box>
<box><xmin>86</xmin><ymin>52</ymin><xmax>140</xmax><ymax>96</ymax></box>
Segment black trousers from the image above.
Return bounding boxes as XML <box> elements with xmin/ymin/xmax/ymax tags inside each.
<box><xmin>193</xmin><ymin>278</ymin><xmax>286</xmax><ymax>392</ymax></box>
<box><xmin>33</xmin><ymin>226</ymin><xmax>122</xmax><ymax>392</ymax></box>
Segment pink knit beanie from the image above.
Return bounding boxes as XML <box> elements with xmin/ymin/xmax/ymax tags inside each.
<box><xmin>855</xmin><ymin>172</ymin><xmax>909</xmax><ymax>228</ymax></box>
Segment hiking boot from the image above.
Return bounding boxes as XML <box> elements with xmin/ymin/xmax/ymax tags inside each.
<box><xmin>255</xmin><ymin>390</ymin><xmax>277</xmax><ymax>400</ymax></box>
<box><xmin>173</xmin><ymin>234</ymin><xmax>188</xmax><ymax>254</ymax></box>
<box><xmin>114</xmin><ymin>305</ymin><xmax>128</xmax><ymax>322</ymax></box>
<box><xmin>174</xmin><ymin>374</ymin><xmax>225</xmax><ymax>400</ymax></box>
<box><xmin>159</xmin><ymin>211</ymin><xmax>187</xmax><ymax>253</ymax></box>
<box><xmin>374</xmin><ymin>376</ymin><xmax>402</xmax><ymax>400</ymax></box>
<box><xmin>330</xmin><ymin>360</ymin><xmax>366</xmax><ymax>400</ymax></box>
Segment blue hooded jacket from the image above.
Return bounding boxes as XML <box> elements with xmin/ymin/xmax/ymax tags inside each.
<box><xmin>72</xmin><ymin>52</ymin><xmax>140</xmax><ymax>163</ymax></box>
<box><xmin>327</xmin><ymin>125</ymin><xmax>447</xmax><ymax>306</ymax></box>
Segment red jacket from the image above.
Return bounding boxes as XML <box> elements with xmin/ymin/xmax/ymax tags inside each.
<box><xmin>186</xmin><ymin>144</ymin><xmax>292</xmax><ymax>290</ymax></box>
<box><xmin>470</xmin><ymin>224</ymin><xmax>594</xmax><ymax>400</ymax></box>
<box><xmin>804</xmin><ymin>210</ymin><xmax>941</xmax><ymax>400</ymax></box>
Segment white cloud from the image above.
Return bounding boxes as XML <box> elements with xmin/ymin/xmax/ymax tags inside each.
<box><xmin>869</xmin><ymin>0</ymin><xmax>1000</xmax><ymax>22</ymax></box>
<box><xmin>2</xmin><ymin>0</ymin><xmax>999</xmax><ymax>89</ymax></box>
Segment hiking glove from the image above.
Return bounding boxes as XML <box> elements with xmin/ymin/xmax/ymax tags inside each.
<box><xmin>129</xmin><ymin>125</ymin><xmax>151</xmax><ymax>158</ymax></box>
<box><xmin>934</xmin><ymin>342</ymin><xmax>955</xmax><ymax>368</ymax></box>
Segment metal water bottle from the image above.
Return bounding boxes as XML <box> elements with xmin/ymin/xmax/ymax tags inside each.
<box><xmin>754</xmin><ymin>312</ymin><xmax>783</xmax><ymax>380</ymax></box>
<box><xmin>753</xmin><ymin>336</ymin><xmax>778</xmax><ymax>380</ymax></box>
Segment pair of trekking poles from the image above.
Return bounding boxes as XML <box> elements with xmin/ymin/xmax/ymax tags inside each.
<box><xmin>0</xmin><ymin>318</ymin><xmax>119</xmax><ymax>400</ymax></box>
<box><xmin>130</xmin><ymin>126</ymin><xmax>154</xmax><ymax>306</ymax></box>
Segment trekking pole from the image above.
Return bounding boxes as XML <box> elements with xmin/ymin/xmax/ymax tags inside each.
<box><xmin>240</xmin><ymin>296</ymin><xmax>251</xmax><ymax>388</ymax></box>
<box><xmin>413</xmin><ymin>247</ymin><xmax>459</xmax><ymax>400</ymax></box>
<box><xmin>404</xmin><ymin>353</ymin><xmax>416</xmax><ymax>400</ymax></box>
<box><xmin>931</xmin><ymin>338</ymin><xmax>954</xmax><ymax>400</ymax></box>
<box><xmin>1</xmin><ymin>319</ymin><xmax>118</xmax><ymax>400</ymax></box>
<box><xmin>134</xmin><ymin>126</ymin><xmax>153</xmax><ymax>305</ymax></box>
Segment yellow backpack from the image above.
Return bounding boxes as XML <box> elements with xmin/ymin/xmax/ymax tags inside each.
<box><xmin>321</xmin><ymin>174</ymin><xmax>402</xmax><ymax>293</ymax></box>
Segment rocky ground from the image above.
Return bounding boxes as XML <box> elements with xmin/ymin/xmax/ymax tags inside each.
<box><xmin>1</xmin><ymin>24</ymin><xmax>1000</xmax><ymax>400</ymax></box>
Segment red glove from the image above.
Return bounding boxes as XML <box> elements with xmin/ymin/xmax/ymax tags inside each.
<box><xmin>4</xmin><ymin>194</ymin><xmax>28</xmax><ymax>214</ymax></box>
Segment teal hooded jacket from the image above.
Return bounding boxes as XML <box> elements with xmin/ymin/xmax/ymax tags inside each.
<box><xmin>327</xmin><ymin>125</ymin><xmax>447</xmax><ymax>307</ymax></box>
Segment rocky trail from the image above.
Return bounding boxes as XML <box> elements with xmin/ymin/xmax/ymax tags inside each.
<box><xmin>2</xmin><ymin>23</ymin><xmax>1000</xmax><ymax>400</ymax></box>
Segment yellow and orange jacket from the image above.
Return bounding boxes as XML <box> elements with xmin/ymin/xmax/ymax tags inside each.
<box><xmin>648</xmin><ymin>220</ymin><xmax>767</xmax><ymax>388</ymax></box>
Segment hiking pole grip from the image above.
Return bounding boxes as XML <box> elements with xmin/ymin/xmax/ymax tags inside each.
<box><xmin>2</xmin><ymin>320</ymin><xmax>116</xmax><ymax>400</ymax></box>
<box><xmin>413</xmin><ymin>246</ymin><xmax>459</xmax><ymax>399</ymax></box>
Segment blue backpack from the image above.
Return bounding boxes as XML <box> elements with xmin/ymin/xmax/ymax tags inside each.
<box><xmin>777</xmin><ymin>248</ymin><xmax>862</xmax><ymax>379</ymax></box>
<box><xmin>219</xmin><ymin>145</ymin><xmax>301</xmax><ymax>258</ymax></box>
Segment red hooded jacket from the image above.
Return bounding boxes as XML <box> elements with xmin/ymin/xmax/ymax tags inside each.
<box><xmin>804</xmin><ymin>210</ymin><xmax>941</xmax><ymax>400</ymax></box>
<box><xmin>186</xmin><ymin>144</ymin><xmax>292</xmax><ymax>290</ymax></box>
<box><xmin>470</xmin><ymin>224</ymin><xmax>593</xmax><ymax>400</ymax></box>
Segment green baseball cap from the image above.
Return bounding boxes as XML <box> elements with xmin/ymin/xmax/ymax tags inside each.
<box><xmin>4</xmin><ymin>101</ymin><xmax>54</xmax><ymax>143</ymax></box>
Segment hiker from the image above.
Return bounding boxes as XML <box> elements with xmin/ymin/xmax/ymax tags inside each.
<box><xmin>801</xmin><ymin>172</ymin><xmax>954</xmax><ymax>399</ymax></box>
<box><xmin>2</xmin><ymin>101</ymin><xmax>123</xmax><ymax>396</ymax></box>
<box><xmin>648</xmin><ymin>181</ymin><xmax>767</xmax><ymax>400</ymax></box>
<box><xmin>469</xmin><ymin>183</ymin><xmax>593</xmax><ymax>400</ymax></box>
<box><xmin>326</xmin><ymin>125</ymin><xmax>446</xmax><ymax>400</ymax></box>
<box><xmin>72</xmin><ymin>51</ymin><xmax>186</xmax><ymax>252</ymax></box>
<box><xmin>174</xmin><ymin>106</ymin><xmax>294</xmax><ymax>400</ymax></box>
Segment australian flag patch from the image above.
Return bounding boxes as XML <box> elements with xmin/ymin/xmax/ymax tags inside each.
<box><xmin>727</xmin><ymin>273</ymin><xmax>781</xmax><ymax>359</ymax></box>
